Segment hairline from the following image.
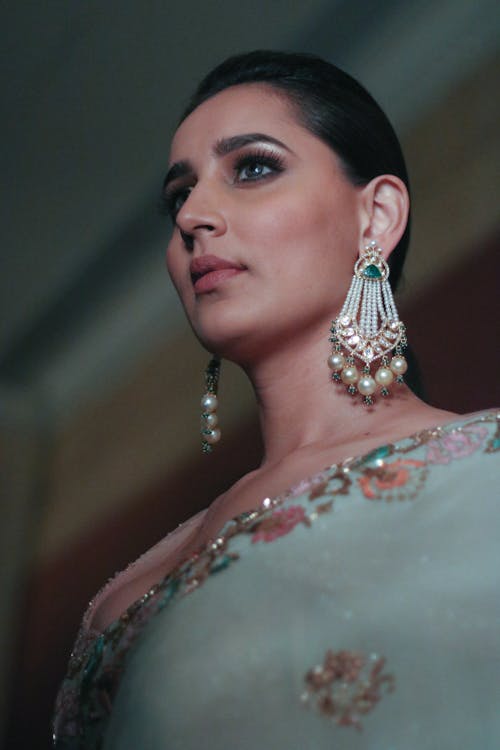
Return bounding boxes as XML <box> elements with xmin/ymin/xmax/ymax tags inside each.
<box><xmin>178</xmin><ymin>80</ymin><xmax>363</xmax><ymax>186</ymax></box>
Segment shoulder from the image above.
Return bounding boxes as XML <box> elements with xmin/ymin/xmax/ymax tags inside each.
<box><xmin>321</xmin><ymin>409</ymin><xmax>499</xmax><ymax>508</ymax></box>
<box><xmin>420</xmin><ymin>408</ymin><xmax>499</xmax><ymax>468</ymax></box>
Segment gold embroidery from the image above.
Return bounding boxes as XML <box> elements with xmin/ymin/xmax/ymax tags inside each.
<box><xmin>308</xmin><ymin>466</ymin><xmax>352</xmax><ymax>501</ymax></box>
<box><xmin>485</xmin><ymin>413</ymin><xmax>500</xmax><ymax>453</ymax></box>
<box><xmin>302</xmin><ymin>649</ymin><xmax>394</xmax><ymax>729</ymax></box>
<box><xmin>54</xmin><ymin>411</ymin><xmax>497</xmax><ymax>745</ymax></box>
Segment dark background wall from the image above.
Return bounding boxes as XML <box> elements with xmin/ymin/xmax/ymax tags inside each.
<box><xmin>1</xmin><ymin>2</ymin><xmax>498</xmax><ymax>747</ymax></box>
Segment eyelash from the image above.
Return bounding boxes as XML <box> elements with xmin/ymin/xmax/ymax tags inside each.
<box><xmin>233</xmin><ymin>149</ymin><xmax>285</xmax><ymax>182</ymax></box>
<box><xmin>159</xmin><ymin>187</ymin><xmax>192</xmax><ymax>223</ymax></box>
<box><xmin>160</xmin><ymin>149</ymin><xmax>286</xmax><ymax>222</ymax></box>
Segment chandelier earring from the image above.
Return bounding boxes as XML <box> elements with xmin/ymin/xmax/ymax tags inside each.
<box><xmin>200</xmin><ymin>356</ymin><xmax>221</xmax><ymax>453</ymax></box>
<box><xmin>328</xmin><ymin>240</ymin><xmax>408</xmax><ymax>405</ymax></box>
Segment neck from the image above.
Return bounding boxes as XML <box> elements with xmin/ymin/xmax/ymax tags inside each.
<box><xmin>242</xmin><ymin>319</ymin><xmax>418</xmax><ymax>469</ymax></box>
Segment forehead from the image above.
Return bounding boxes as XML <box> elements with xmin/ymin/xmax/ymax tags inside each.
<box><xmin>170</xmin><ymin>83</ymin><xmax>305</xmax><ymax>159</ymax></box>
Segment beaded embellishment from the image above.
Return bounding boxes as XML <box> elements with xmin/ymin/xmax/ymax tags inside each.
<box><xmin>201</xmin><ymin>356</ymin><xmax>221</xmax><ymax>453</ymax></box>
<box><xmin>328</xmin><ymin>241</ymin><xmax>408</xmax><ymax>405</ymax></box>
<box><xmin>53</xmin><ymin>411</ymin><xmax>499</xmax><ymax>747</ymax></box>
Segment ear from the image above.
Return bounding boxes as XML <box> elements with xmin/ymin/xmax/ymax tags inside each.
<box><xmin>358</xmin><ymin>175</ymin><xmax>409</xmax><ymax>260</ymax></box>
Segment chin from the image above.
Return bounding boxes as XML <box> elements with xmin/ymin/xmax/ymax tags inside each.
<box><xmin>194</xmin><ymin>323</ymin><xmax>251</xmax><ymax>362</ymax></box>
<box><xmin>190</xmin><ymin>306</ymin><xmax>265</xmax><ymax>364</ymax></box>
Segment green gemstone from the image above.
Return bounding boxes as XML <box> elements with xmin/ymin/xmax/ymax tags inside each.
<box><xmin>211</xmin><ymin>555</ymin><xmax>233</xmax><ymax>574</ymax></box>
<box><xmin>81</xmin><ymin>636</ymin><xmax>105</xmax><ymax>695</ymax></box>
<box><xmin>364</xmin><ymin>445</ymin><xmax>391</xmax><ymax>464</ymax></box>
<box><xmin>158</xmin><ymin>579</ymin><xmax>180</xmax><ymax>610</ymax></box>
<box><xmin>363</xmin><ymin>264</ymin><xmax>382</xmax><ymax>279</ymax></box>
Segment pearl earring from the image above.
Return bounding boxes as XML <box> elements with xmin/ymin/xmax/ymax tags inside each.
<box><xmin>328</xmin><ymin>240</ymin><xmax>408</xmax><ymax>405</ymax></box>
<box><xmin>201</xmin><ymin>356</ymin><xmax>221</xmax><ymax>452</ymax></box>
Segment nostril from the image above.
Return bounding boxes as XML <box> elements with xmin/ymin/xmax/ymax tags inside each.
<box><xmin>180</xmin><ymin>230</ymin><xmax>194</xmax><ymax>251</ymax></box>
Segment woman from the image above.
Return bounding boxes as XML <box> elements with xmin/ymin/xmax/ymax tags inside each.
<box><xmin>53</xmin><ymin>51</ymin><xmax>499</xmax><ymax>748</ymax></box>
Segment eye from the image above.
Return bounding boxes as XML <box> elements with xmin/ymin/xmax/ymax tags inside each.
<box><xmin>237</xmin><ymin>160</ymin><xmax>273</xmax><ymax>181</ymax></box>
<box><xmin>234</xmin><ymin>150</ymin><xmax>285</xmax><ymax>183</ymax></box>
<box><xmin>160</xmin><ymin>186</ymin><xmax>192</xmax><ymax>221</ymax></box>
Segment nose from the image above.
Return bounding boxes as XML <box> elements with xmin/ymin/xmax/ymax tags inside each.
<box><xmin>175</xmin><ymin>183</ymin><xmax>227</xmax><ymax>245</ymax></box>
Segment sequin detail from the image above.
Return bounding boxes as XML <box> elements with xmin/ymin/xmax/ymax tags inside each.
<box><xmin>302</xmin><ymin>649</ymin><xmax>394</xmax><ymax>729</ymax></box>
<box><xmin>483</xmin><ymin>412</ymin><xmax>499</xmax><ymax>453</ymax></box>
<box><xmin>426</xmin><ymin>423</ymin><xmax>490</xmax><ymax>464</ymax></box>
<box><xmin>53</xmin><ymin>410</ymin><xmax>498</xmax><ymax>747</ymax></box>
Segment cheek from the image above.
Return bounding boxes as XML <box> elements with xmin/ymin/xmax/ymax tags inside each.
<box><xmin>239</xmin><ymin>186</ymin><xmax>356</xmax><ymax>271</ymax></box>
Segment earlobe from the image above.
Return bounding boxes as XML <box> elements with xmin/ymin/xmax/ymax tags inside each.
<box><xmin>359</xmin><ymin>175</ymin><xmax>409</xmax><ymax>260</ymax></box>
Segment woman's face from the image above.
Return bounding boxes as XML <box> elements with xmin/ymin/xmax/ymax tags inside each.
<box><xmin>165</xmin><ymin>83</ymin><xmax>364</xmax><ymax>362</ymax></box>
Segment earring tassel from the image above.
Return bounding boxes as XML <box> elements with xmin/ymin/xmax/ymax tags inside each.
<box><xmin>201</xmin><ymin>356</ymin><xmax>221</xmax><ymax>453</ymax></box>
<box><xmin>328</xmin><ymin>241</ymin><xmax>408</xmax><ymax>404</ymax></box>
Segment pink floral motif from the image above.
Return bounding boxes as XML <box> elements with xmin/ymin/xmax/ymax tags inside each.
<box><xmin>251</xmin><ymin>505</ymin><xmax>308</xmax><ymax>543</ymax></box>
<box><xmin>426</xmin><ymin>424</ymin><xmax>488</xmax><ymax>465</ymax></box>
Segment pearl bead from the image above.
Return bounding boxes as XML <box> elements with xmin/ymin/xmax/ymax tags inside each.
<box><xmin>205</xmin><ymin>427</ymin><xmax>221</xmax><ymax>445</ymax></box>
<box><xmin>201</xmin><ymin>393</ymin><xmax>218</xmax><ymax>412</ymax></box>
<box><xmin>357</xmin><ymin>375</ymin><xmax>376</xmax><ymax>396</ymax></box>
<box><xmin>202</xmin><ymin>412</ymin><xmax>218</xmax><ymax>428</ymax></box>
<box><xmin>341</xmin><ymin>366</ymin><xmax>359</xmax><ymax>385</ymax></box>
<box><xmin>374</xmin><ymin>367</ymin><xmax>394</xmax><ymax>386</ymax></box>
<box><xmin>327</xmin><ymin>353</ymin><xmax>345</xmax><ymax>371</ymax></box>
<box><xmin>390</xmin><ymin>356</ymin><xmax>408</xmax><ymax>375</ymax></box>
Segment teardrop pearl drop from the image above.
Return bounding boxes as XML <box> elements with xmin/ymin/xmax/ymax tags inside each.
<box><xmin>340</xmin><ymin>366</ymin><xmax>359</xmax><ymax>385</ymax></box>
<box><xmin>205</xmin><ymin>427</ymin><xmax>221</xmax><ymax>445</ymax></box>
<box><xmin>327</xmin><ymin>353</ymin><xmax>345</xmax><ymax>371</ymax></box>
<box><xmin>357</xmin><ymin>375</ymin><xmax>376</xmax><ymax>396</ymax></box>
<box><xmin>201</xmin><ymin>393</ymin><xmax>218</xmax><ymax>412</ymax></box>
<box><xmin>375</xmin><ymin>367</ymin><xmax>394</xmax><ymax>386</ymax></box>
<box><xmin>390</xmin><ymin>356</ymin><xmax>408</xmax><ymax>375</ymax></box>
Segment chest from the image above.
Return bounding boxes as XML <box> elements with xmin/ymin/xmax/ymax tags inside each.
<box><xmin>89</xmin><ymin>453</ymin><xmax>346</xmax><ymax>631</ymax></box>
<box><xmin>89</xmin><ymin>525</ymin><xmax>205</xmax><ymax>632</ymax></box>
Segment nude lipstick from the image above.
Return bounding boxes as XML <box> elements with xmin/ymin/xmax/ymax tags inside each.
<box><xmin>190</xmin><ymin>255</ymin><xmax>245</xmax><ymax>294</ymax></box>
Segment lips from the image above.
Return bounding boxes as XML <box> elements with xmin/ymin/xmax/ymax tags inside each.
<box><xmin>190</xmin><ymin>255</ymin><xmax>245</xmax><ymax>293</ymax></box>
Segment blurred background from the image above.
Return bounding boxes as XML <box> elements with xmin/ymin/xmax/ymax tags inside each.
<box><xmin>1</xmin><ymin>1</ymin><xmax>499</xmax><ymax>747</ymax></box>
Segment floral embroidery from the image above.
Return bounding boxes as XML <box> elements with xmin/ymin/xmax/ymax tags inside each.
<box><xmin>308</xmin><ymin>465</ymin><xmax>353</xmax><ymax>501</ymax></box>
<box><xmin>251</xmin><ymin>505</ymin><xmax>310</xmax><ymax>543</ymax></box>
<box><xmin>302</xmin><ymin>649</ymin><xmax>394</xmax><ymax>729</ymax></box>
<box><xmin>426</xmin><ymin>423</ymin><xmax>489</xmax><ymax>465</ymax></box>
<box><xmin>357</xmin><ymin>458</ymin><xmax>427</xmax><ymax>501</ymax></box>
<box><xmin>53</xmin><ymin>411</ymin><xmax>497</xmax><ymax>748</ymax></box>
<box><xmin>307</xmin><ymin>478</ymin><xmax>330</xmax><ymax>500</ymax></box>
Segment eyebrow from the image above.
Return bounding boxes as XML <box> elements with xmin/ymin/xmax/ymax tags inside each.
<box><xmin>163</xmin><ymin>132</ymin><xmax>292</xmax><ymax>189</ymax></box>
<box><xmin>214</xmin><ymin>132</ymin><xmax>292</xmax><ymax>156</ymax></box>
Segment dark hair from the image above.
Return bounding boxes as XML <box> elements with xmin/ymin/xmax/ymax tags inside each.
<box><xmin>181</xmin><ymin>50</ymin><xmax>411</xmax><ymax>292</ymax></box>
